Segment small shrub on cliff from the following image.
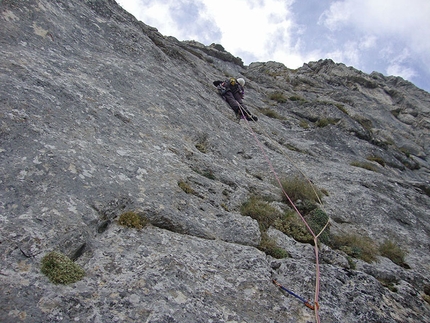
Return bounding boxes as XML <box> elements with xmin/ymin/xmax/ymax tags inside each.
<box><xmin>240</xmin><ymin>196</ymin><xmax>288</xmax><ymax>258</ymax></box>
<box><xmin>423</xmin><ymin>285</ymin><xmax>430</xmax><ymax>305</ymax></box>
<box><xmin>379</xmin><ymin>239</ymin><xmax>408</xmax><ymax>268</ymax></box>
<box><xmin>316</xmin><ymin>118</ymin><xmax>338</xmax><ymax>128</ymax></box>
<box><xmin>240</xmin><ymin>196</ymin><xmax>282</xmax><ymax>231</ymax></box>
<box><xmin>329</xmin><ymin>233</ymin><xmax>378</xmax><ymax>263</ymax></box>
<box><xmin>259</xmin><ymin>233</ymin><xmax>289</xmax><ymax>259</ymax></box>
<box><xmin>289</xmin><ymin>95</ymin><xmax>306</xmax><ymax>103</ymax></box>
<box><xmin>41</xmin><ymin>251</ymin><xmax>85</xmax><ymax>284</ymax></box>
<box><xmin>118</xmin><ymin>211</ymin><xmax>148</xmax><ymax>230</ymax></box>
<box><xmin>366</xmin><ymin>155</ymin><xmax>386</xmax><ymax>167</ymax></box>
<box><xmin>274</xmin><ymin>210</ymin><xmax>313</xmax><ymax>244</ymax></box>
<box><xmin>307</xmin><ymin>208</ymin><xmax>330</xmax><ymax>244</ymax></box>
<box><xmin>350</xmin><ymin>161</ymin><xmax>378</xmax><ymax>172</ymax></box>
<box><xmin>259</xmin><ymin>108</ymin><xmax>284</xmax><ymax>119</ymax></box>
<box><xmin>273</xmin><ymin>208</ymin><xmax>330</xmax><ymax>245</ymax></box>
<box><xmin>299</xmin><ymin>120</ymin><xmax>309</xmax><ymax>129</ymax></box>
<box><xmin>195</xmin><ymin>133</ymin><xmax>209</xmax><ymax>153</ymax></box>
<box><xmin>269</xmin><ymin>91</ymin><xmax>288</xmax><ymax>103</ymax></box>
<box><xmin>178</xmin><ymin>180</ymin><xmax>195</xmax><ymax>194</ymax></box>
<box><xmin>280</xmin><ymin>176</ymin><xmax>323</xmax><ymax>205</ymax></box>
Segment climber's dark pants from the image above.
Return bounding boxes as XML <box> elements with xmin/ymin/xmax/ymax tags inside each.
<box><xmin>223</xmin><ymin>91</ymin><xmax>250</xmax><ymax>116</ymax></box>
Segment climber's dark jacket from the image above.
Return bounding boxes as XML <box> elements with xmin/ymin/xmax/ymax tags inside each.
<box><xmin>215</xmin><ymin>78</ymin><xmax>246</xmax><ymax>116</ymax></box>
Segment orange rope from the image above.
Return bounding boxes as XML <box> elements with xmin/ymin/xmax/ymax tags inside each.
<box><xmin>237</xmin><ymin>104</ymin><xmax>326</xmax><ymax>323</ymax></box>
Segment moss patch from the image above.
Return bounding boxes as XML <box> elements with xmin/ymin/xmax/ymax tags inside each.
<box><xmin>118</xmin><ymin>211</ymin><xmax>148</xmax><ymax>230</ymax></box>
<box><xmin>41</xmin><ymin>251</ymin><xmax>85</xmax><ymax>284</ymax></box>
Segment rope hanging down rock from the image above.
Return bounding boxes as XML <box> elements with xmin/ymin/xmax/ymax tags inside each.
<box><xmin>237</xmin><ymin>103</ymin><xmax>326</xmax><ymax>323</ymax></box>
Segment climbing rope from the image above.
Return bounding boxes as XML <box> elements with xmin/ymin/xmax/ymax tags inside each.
<box><xmin>237</xmin><ymin>103</ymin><xmax>327</xmax><ymax>323</ymax></box>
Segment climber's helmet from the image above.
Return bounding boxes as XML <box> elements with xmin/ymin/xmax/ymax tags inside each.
<box><xmin>237</xmin><ymin>78</ymin><xmax>245</xmax><ymax>86</ymax></box>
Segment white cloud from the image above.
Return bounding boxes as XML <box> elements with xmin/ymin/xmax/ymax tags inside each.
<box><xmin>117</xmin><ymin>0</ymin><xmax>304</xmax><ymax>66</ymax></box>
<box><xmin>385</xmin><ymin>48</ymin><xmax>417</xmax><ymax>80</ymax></box>
<box><xmin>116</xmin><ymin>0</ymin><xmax>430</xmax><ymax>91</ymax></box>
<box><xmin>201</xmin><ymin>0</ymin><xmax>297</xmax><ymax>63</ymax></box>
<box><xmin>320</xmin><ymin>0</ymin><xmax>430</xmax><ymax>52</ymax></box>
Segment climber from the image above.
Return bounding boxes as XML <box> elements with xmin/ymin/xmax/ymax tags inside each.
<box><xmin>213</xmin><ymin>77</ymin><xmax>258</xmax><ymax>121</ymax></box>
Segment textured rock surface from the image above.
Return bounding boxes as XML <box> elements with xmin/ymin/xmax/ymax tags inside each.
<box><xmin>1</xmin><ymin>1</ymin><xmax>429</xmax><ymax>322</ymax></box>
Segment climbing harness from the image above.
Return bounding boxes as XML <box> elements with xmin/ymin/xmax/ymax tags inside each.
<box><xmin>237</xmin><ymin>103</ymin><xmax>327</xmax><ymax>323</ymax></box>
<box><xmin>272</xmin><ymin>279</ymin><xmax>315</xmax><ymax>310</ymax></box>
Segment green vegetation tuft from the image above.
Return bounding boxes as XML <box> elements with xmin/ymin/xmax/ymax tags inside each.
<box><xmin>350</xmin><ymin>161</ymin><xmax>378</xmax><ymax>172</ymax></box>
<box><xmin>335</xmin><ymin>103</ymin><xmax>349</xmax><ymax>115</ymax></box>
<box><xmin>195</xmin><ymin>143</ymin><xmax>207</xmax><ymax>153</ymax></box>
<box><xmin>240</xmin><ymin>196</ymin><xmax>282</xmax><ymax>231</ymax></box>
<box><xmin>273</xmin><ymin>208</ymin><xmax>330</xmax><ymax>244</ymax></box>
<box><xmin>240</xmin><ymin>196</ymin><xmax>288</xmax><ymax>258</ymax></box>
<box><xmin>273</xmin><ymin>210</ymin><xmax>313</xmax><ymax>244</ymax></box>
<box><xmin>308</xmin><ymin>208</ymin><xmax>330</xmax><ymax>244</ymax></box>
<box><xmin>41</xmin><ymin>251</ymin><xmax>85</xmax><ymax>284</ymax></box>
<box><xmin>178</xmin><ymin>180</ymin><xmax>195</xmax><ymax>194</ymax></box>
<box><xmin>316</xmin><ymin>118</ymin><xmax>338</xmax><ymax>127</ymax></box>
<box><xmin>118</xmin><ymin>211</ymin><xmax>148</xmax><ymax>230</ymax></box>
<box><xmin>259</xmin><ymin>108</ymin><xmax>284</xmax><ymax>119</ymax></box>
<box><xmin>378</xmin><ymin>278</ymin><xmax>399</xmax><ymax>292</ymax></box>
<box><xmin>329</xmin><ymin>233</ymin><xmax>378</xmax><ymax>263</ymax></box>
<box><xmin>289</xmin><ymin>95</ymin><xmax>306</xmax><ymax>103</ymax></box>
<box><xmin>367</xmin><ymin>155</ymin><xmax>386</xmax><ymax>167</ymax></box>
<box><xmin>379</xmin><ymin>239</ymin><xmax>408</xmax><ymax>268</ymax></box>
<box><xmin>269</xmin><ymin>91</ymin><xmax>288</xmax><ymax>103</ymax></box>
<box><xmin>280</xmin><ymin>176</ymin><xmax>323</xmax><ymax>205</ymax></box>
<box><xmin>195</xmin><ymin>133</ymin><xmax>209</xmax><ymax>153</ymax></box>
<box><xmin>259</xmin><ymin>233</ymin><xmax>289</xmax><ymax>259</ymax></box>
<box><xmin>299</xmin><ymin>120</ymin><xmax>309</xmax><ymax>129</ymax></box>
<box><xmin>240</xmin><ymin>176</ymin><xmax>330</xmax><ymax>255</ymax></box>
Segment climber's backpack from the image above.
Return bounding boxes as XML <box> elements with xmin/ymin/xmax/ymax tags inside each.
<box><xmin>213</xmin><ymin>80</ymin><xmax>227</xmax><ymax>96</ymax></box>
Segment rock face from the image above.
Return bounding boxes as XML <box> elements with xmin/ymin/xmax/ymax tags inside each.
<box><xmin>1</xmin><ymin>1</ymin><xmax>429</xmax><ymax>322</ymax></box>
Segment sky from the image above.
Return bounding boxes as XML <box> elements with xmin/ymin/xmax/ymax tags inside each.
<box><xmin>116</xmin><ymin>0</ymin><xmax>430</xmax><ymax>93</ymax></box>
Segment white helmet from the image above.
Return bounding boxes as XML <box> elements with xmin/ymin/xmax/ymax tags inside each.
<box><xmin>237</xmin><ymin>78</ymin><xmax>245</xmax><ymax>86</ymax></box>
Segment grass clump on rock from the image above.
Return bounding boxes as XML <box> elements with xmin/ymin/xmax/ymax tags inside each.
<box><xmin>269</xmin><ymin>91</ymin><xmax>288</xmax><ymax>103</ymax></box>
<box><xmin>366</xmin><ymin>155</ymin><xmax>386</xmax><ymax>167</ymax></box>
<box><xmin>316</xmin><ymin>117</ymin><xmax>338</xmax><ymax>128</ymax></box>
<box><xmin>329</xmin><ymin>233</ymin><xmax>378</xmax><ymax>263</ymax></box>
<box><xmin>273</xmin><ymin>208</ymin><xmax>330</xmax><ymax>245</ymax></box>
<box><xmin>350</xmin><ymin>160</ymin><xmax>378</xmax><ymax>172</ymax></box>
<box><xmin>259</xmin><ymin>108</ymin><xmax>284</xmax><ymax>120</ymax></box>
<box><xmin>178</xmin><ymin>180</ymin><xmax>195</xmax><ymax>194</ymax></box>
<box><xmin>280</xmin><ymin>175</ymin><xmax>323</xmax><ymax>205</ymax></box>
<box><xmin>379</xmin><ymin>239</ymin><xmax>409</xmax><ymax>268</ymax></box>
<box><xmin>118</xmin><ymin>211</ymin><xmax>148</xmax><ymax>230</ymax></box>
<box><xmin>259</xmin><ymin>233</ymin><xmax>289</xmax><ymax>259</ymax></box>
<box><xmin>240</xmin><ymin>196</ymin><xmax>288</xmax><ymax>259</ymax></box>
<box><xmin>41</xmin><ymin>251</ymin><xmax>85</xmax><ymax>284</ymax></box>
<box><xmin>240</xmin><ymin>196</ymin><xmax>281</xmax><ymax>231</ymax></box>
<box><xmin>273</xmin><ymin>210</ymin><xmax>312</xmax><ymax>244</ymax></box>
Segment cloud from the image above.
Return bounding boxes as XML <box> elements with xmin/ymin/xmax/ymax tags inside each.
<box><xmin>320</xmin><ymin>0</ymin><xmax>430</xmax><ymax>57</ymax></box>
<box><xmin>202</xmin><ymin>0</ymin><xmax>297</xmax><ymax>63</ymax></box>
<box><xmin>117</xmin><ymin>0</ymin><xmax>430</xmax><ymax>92</ymax></box>
<box><xmin>117</xmin><ymin>0</ymin><xmax>303</xmax><ymax>65</ymax></box>
<box><xmin>318</xmin><ymin>0</ymin><xmax>430</xmax><ymax>84</ymax></box>
<box><xmin>385</xmin><ymin>48</ymin><xmax>417</xmax><ymax>79</ymax></box>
